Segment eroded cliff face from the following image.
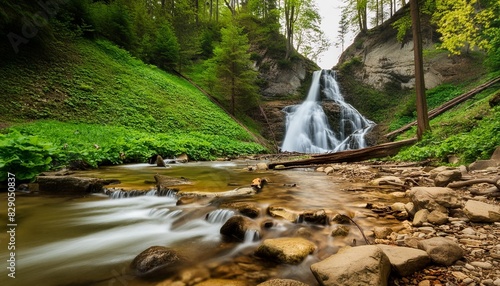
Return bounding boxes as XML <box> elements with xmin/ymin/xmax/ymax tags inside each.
<box><xmin>337</xmin><ymin>10</ymin><xmax>485</xmax><ymax>91</ymax></box>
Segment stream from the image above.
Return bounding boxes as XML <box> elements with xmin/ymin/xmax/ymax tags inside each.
<box><xmin>0</xmin><ymin>161</ymin><xmax>406</xmax><ymax>285</ymax></box>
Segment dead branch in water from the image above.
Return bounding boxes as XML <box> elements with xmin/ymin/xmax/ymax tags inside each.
<box><xmin>447</xmin><ymin>176</ymin><xmax>500</xmax><ymax>191</ymax></box>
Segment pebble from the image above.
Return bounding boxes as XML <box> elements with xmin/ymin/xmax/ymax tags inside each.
<box><xmin>470</xmin><ymin>261</ymin><xmax>493</xmax><ymax>270</ymax></box>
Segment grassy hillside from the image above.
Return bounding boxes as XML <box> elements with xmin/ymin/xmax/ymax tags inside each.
<box><xmin>0</xmin><ymin>39</ymin><xmax>267</xmax><ymax>181</ymax></box>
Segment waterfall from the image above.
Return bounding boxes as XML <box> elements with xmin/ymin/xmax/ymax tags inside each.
<box><xmin>281</xmin><ymin>70</ymin><xmax>375</xmax><ymax>153</ymax></box>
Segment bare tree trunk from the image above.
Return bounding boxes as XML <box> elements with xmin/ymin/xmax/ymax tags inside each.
<box><xmin>410</xmin><ymin>0</ymin><xmax>430</xmax><ymax>140</ymax></box>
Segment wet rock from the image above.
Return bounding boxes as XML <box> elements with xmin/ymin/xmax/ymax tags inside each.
<box><xmin>417</xmin><ymin>237</ymin><xmax>464</xmax><ymax>266</ymax></box>
<box><xmin>256</xmin><ymin>237</ymin><xmax>316</xmax><ymax>264</ymax></box>
<box><xmin>194</xmin><ymin>279</ymin><xmax>249</xmax><ymax>286</ymax></box>
<box><xmin>330</xmin><ymin>213</ymin><xmax>351</xmax><ymax>224</ymax></box>
<box><xmin>299</xmin><ymin>209</ymin><xmax>329</xmax><ymax>225</ymax></box>
<box><xmin>155</xmin><ymin>174</ymin><xmax>192</xmax><ymax>189</ymax></box>
<box><xmin>377</xmin><ymin>244</ymin><xmax>431</xmax><ymax>276</ymax></box>
<box><xmin>220</xmin><ymin>202</ymin><xmax>261</xmax><ymax>218</ymax></box>
<box><xmin>156</xmin><ymin>155</ymin><xmax>168</xmax><ymax>167</ymax></box>
<box><xmin>176</xmin><ymin>153</ymin><xmax>189</xmax><ymax>163</ymax></box>
<box><xmin>36</xmin><ymin>176</ymin><xmax>114</xmax><ymax>195</ymax></box>
<box><xmin>374</xmin><ymin>227</ymin><xmax>393</xmax><ymax>239</ymax></box>
<box><xmin>331</xmin><ymin>225</ymin><xmax>350</xmax><ymax>237</ymax></box>
<box><xmin>220</xmin><ymin>215</ymin><xmax>259</xmax><ymax>242</ymax></box>
<box><xmin>434</xmin><ymin>169</ymin><xmax>462</xmax><ymax>187</ymax></box>
<box><xmin>310</xmin><ymin>245</ymin><xmax>391</xmax><ymax>286</ymax></box>
<box><xmin>408</xmin><ymin>187</ymin><xmax>460</xmax><ymax>213</ymax></box>
<box><xmin>427</xmin><ymin>210</ymin><xmax>449</xmax><ymax>225</ymax></box>
<box><xmin>130</xmin><ymin>246</ymin><xmax>188</xmax><ymax>278</ymax></box>
<box><xmin>464</xmin><ymin>200</ymin><xmax>500</xmax><ymax>223</ymax></box>
<box><xmin>268</xmin><ymin>206</ymin><xmax>299</xmax><ymax>222</ymax></box>
<box><xmin>413</xmin><ymin>209</ymin><xmax>429</xmax><ymax>227</ymax></box>
<box><xmin>256</xmin><ymin>163</ymin><xmax>269</xmax><ymax>170</ymax></box>
<box><xmin>257</xmin><ymin>278</ymin><xmax>309</xmax><ymax>286</ymax></box>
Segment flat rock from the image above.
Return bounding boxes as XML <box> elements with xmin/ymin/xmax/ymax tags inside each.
<box><xmin>36</xmin><ymin>176</ymin><xmax>113</xmax><ymax>195</ymax></box>
<box><xmin>408</xmin><ymin>187</ymin><xmax>460</xmax><ymax>213</ymax></box>
<box><xmin>464</xmin><ymin>200</ymin><xmax>500</xmax><ymax>223</ymax></box>
<box><xmin>469</xmin><ymin>159</ymin><xmax>499</xmax><ymax>171</ymax></box>
<box><xmin>376</xmin><ymin>244</ymin><xmax>431</xmax><ymax>276</ymax></box>
<box><xmin>417</xmin><ymin>237</ymin><xmax>464</xmax><ymax>266</ymax></box>
<box><xmin>310</xmin><ymin>245</ymin><xmax>391</xmax><ymax>286</ymax></box>
<box><xmin>255</xmin><ymin>237</ymin><xmax>316</xmax><ymax>264</ymax></box>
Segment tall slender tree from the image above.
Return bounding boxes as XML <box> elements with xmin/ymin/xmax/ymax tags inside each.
<box><xmin>410</xmin><ymin>0</ymin><xmax>430</xmax><ymax>139</ymax></box>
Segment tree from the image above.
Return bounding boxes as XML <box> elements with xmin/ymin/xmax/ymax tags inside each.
<box><xmin>294</xmin><ymin>1</ymin><xmax>330</xmax><ymax>62</ymax></box>
<box><xmin>410</xmin><ymin>0</ymin><xmax>430</xmax><ymax>140</ymax></box>
<box><xmin>433</xmin><ymin>0</ymin><xmax>500</xmax><ymax>55</ymax></box>
<box><xmin>282</xmin><ymin>0</ymin><xmax>302</xmax><ymax>59</ymax></box>
<box><xmin>210</xmin><ymin>23</ymin><xmax>259</xmax><ymax>115</ymax></box>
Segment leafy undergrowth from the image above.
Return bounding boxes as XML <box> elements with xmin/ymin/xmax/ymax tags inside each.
<box><xmin>393</xmin><ymin>86</ymin><xmax>500</xmax><ymax>165</ymax></box>
<box><xmin>0</xmin><ymin>39</ymin><xmax>267</xmax><ymax>181</ymax></box>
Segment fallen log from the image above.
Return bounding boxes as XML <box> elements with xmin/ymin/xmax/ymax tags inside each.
<box><xmin>447</xmin><ymin>176</ymin><xmax>500</xmax><ymax>191</ymax></box>
<box><xmin>268</xmin><ymin>138</ymin><xmax>417</xmax><ymax>169</ymax></box>
<box><xmin>385</xmin><ymin>76</ymin><xmax>500</xmax><ymax>139</ymax></box>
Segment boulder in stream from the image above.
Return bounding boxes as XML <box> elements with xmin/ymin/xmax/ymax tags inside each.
<box><xmin>255</xmin><ymin>237</ymin><xmax>316</xmax><ymax>264</ymax></box>
<box><xmin>130</xmin><ymin>246</ymin><xmax>188</xmax><ymax>278</ymax></box>
<box><xmin>220</xmin><ymin>215</ymin><xmax>259</xmax><ymax>242</ymax></box>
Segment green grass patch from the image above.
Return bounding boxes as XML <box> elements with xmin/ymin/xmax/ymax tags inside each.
<box><xmin>0</xmin><ymin>121</ymin><xmax>267</xmax><ymax>181</ymax></box>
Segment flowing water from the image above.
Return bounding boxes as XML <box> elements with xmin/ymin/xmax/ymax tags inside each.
<box><xmin>0</xmin><ymin>161</ymin><xmax>404</xmax><ymax>286</ymax></box>
<box><xmin>282</xmin><ymin>70</ymin><xmax>375</xmax><ymax>153</ymax></box>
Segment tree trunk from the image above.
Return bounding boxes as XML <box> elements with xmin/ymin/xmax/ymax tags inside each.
<box><xmin>269</xmin><ymin>138</ymin><xmax>418</xmax><ymax>169</ymax></box>
<box><xmin>410</xmin><ymin>0</ymin><xmax>430</xmax><ymax>140</ymax></box>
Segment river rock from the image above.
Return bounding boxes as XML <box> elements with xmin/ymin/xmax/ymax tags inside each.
<box><xmin>408</xmin><ymin>187</ymin><xmax>460</xmax><ymax>213</ymax></box>
<box><xmin>370</xmin><ymin>176</ymin><xmax>403</xmax><ymax>186</ymax></box>
<box><xmin>268</xmin><ymin>206</ymin><xmax>299</xmax><ymax>222</ymax></box>
<box><xmin>194</xmin><ymin>279</ymin><xmax>249</xmax><ymax>286</ymax></box>
<box><xmin>376</xmin><ymin>245</ymin><xmax>430</xmax><ymax>276</ymax></box>
<box><xmin>176</xmin><ymin>153</ymin><xmax>189</xmax><ymax>163</ymax></box>
<box><xmin>417</xmin><ymin>237</ymin><xmax>464</xmax><ymax>266</ymax></box>
<box><xmin>331</xmin><ymin>225</ymin><xmax>350</xmax><ymax>237</ymax></box>
<box><xmin>256</xmin><ymin>237</ymin><xmax>316</xmax><ymax>264</ymax></box>
<box><xmin>299</xmin><ymin>209</ymin><xmax>329</xmax><ymax>225</ymax></box>
<box><xmin>155</xmin><ymin>174</ymin><xmax>192</xmax><ymax>189</ymax></box>
<box><xmin>220</xmin><ymin>215</ymin><xmax>259</xmax><ymax>242</ymax></box>
<box><xmin>256</xmin><ymin>162</ymin><xmax>269</xmax><ymax>170</ymax></box>
<box><xmin>434</xmin><ymin>169</ymin><xmax>462</xmax><ymax>187</ymax></box>
<box><xmin>374</xmin><ymin>227</ymin><xmax>393</xmax><ymax>239</ymax></box>
<box><xmin>130</xmin><ymin>246</ymin><xmax>188</xmax><ymax>278</ymax></box>
<box><xmin>429</xmin><ymin>166</ymin><xmax>455</xmax><ymax>179</ymax></box>
<box><xmin>220</xmin><ymin>202</ymin><xmax>261</xmax><ymax>218</ymax></box>
<box><xmin>257</xmin><ymin>278</ymin><xmax>309</xmax><ymax>286</ymax></box>
<box><xmin>469</xmin><ymin>159</ymin><xmax>499</xmax><ymax>171</ymax></box>
<box><xmin>156</xmin><ymin>155</ymin><xmax>168</xmax><ymax>167</ymax></box>
<box><xmin>427</xmin><ymin>210</ymin><xmax>449</xmax><ymax>225</ymax></box>
<box><xmin>413</xmin><ymin>209</ymin><xmax>429</xmax><ymax>227</ymax></box>
<box><xmin>310</xmin><ymin>245</ymin><xmax>391</xmax><ymax>286</ymax></box>
<box><xmin>36</xmin><ymin>176</ymin><xmax>113</xmax><ymax>195</ymax></box>
<box><xmin>463</xmin><ymin>200</ymin><xmax>500</xmax><ymax>223</ymax></box>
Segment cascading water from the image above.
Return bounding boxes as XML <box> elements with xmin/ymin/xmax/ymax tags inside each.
<box><xmin>281</xmin><ymin>69</ymin><xmax>375</xmax><ymax>153</ymax></box>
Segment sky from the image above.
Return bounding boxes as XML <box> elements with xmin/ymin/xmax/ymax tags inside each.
<box><xmin>314</xmin><ymin>0</ymin><xmax>356</xmax><ymax>69</ymax></box>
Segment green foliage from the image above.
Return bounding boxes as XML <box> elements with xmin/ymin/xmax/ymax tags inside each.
<box><xmin>338</xmin><ymin>57</ymin><xmax>363</xmax><ymax>73</ymax></box>
<box><xmin>394</xmin><ymin>88</ymin><xmax>500</xmax><ymax>165</ymax></box>
<box><xmin>391</xmin><ymin>15</ymin><xmax>411</xmax><ymax>43</ymax></box>
<box><xmin>0</xmin><ymin>121</ymin><xmax>267</xmax><ymax>182</ymax></box>
<box><xmin>0</xmin><ymin>131</ymin><xmax>58</xmax><ymax>181</ymax></box>
<box><xmin>152</xmin><ymin>22</ymin><xmax>180</xmax><ymax>69</ymax></box>
<box><xmin>89</xmin><ymin>1</ymin><xmax>135</xmax><ymax>49</ymax></box>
